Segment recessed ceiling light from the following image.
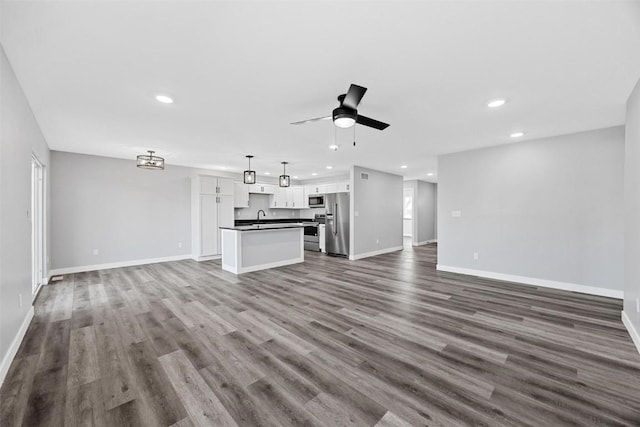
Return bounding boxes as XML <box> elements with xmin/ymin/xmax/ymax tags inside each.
<box><xmin>427</xmin><ymin>172</ymin><xmax>434</xmax><ymax>176</ymax></box>
<box><xmin>400</xmin><ymin>165</ymin><xmax>408</xmax><ymax>169</ymax></box>
<box><xmin>510</xmin><ymin>132</ymin><xmax>525</xmax><ymax>138</ymax></box>
<box><xmin>311</xmin><ymin>172</ymin><xmax>318</xmax><ymax>176</ymax></box>
<box><xmin>487</xmin><ymin>98</ymin><xmax>506</xmax><ymax>108</ymax></box>
<box><xmin>264</xmin><ymin>172</ymin><xmax>271</xmax><ymax>175</ymax></box>
<box><xmin>326</xmin><ymin>166</ymin><xmax>333</xmax><ymax>170</ymax></box>
<box><xmin>155</xmin><ymin>95</ymin><xmax>174</xmax><ymax>104</ymax></box>
<box><xmin>293</xmin><ymin>176</ymin><xmax>299</xmax><ymax>179</ymax></box>
<box><xmin>329</xmin><ymin>144</ymin><xmax>339</xmax><ymax>151</ymax></box>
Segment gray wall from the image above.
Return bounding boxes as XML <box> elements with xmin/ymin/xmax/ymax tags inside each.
<box><xmin>405</xmin><ymin>180</ymin><xmax>437</xmax><ymax>244</ymax></box>
<box><xmin>0</xmin><ymin>45</ymin><xmax>51</xmax><ymax>375</ymax></box>
<box><xmin>51</xmin><ymin>151</ymin><xmax>206</xmax><ymax>270</ymax></box>
<box><xmin>438</xmin><ymin>126</ymin><xmax>624</xmax><ymax>292</ymax></box>
<box><xmin>625</xmin><ymin>78</ymin><xmax>640</xmax><ymax>341</ymax></box>
<box><xmin>351</xmin><ymin>166</ymin><xmax>403</xmax><ymax>257</ymax></box>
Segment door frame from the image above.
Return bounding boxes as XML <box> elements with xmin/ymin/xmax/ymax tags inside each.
<box><xmin>31</xmin><ymin>153</ymin><xmax>45</xmax><ymax>299</ymax></box>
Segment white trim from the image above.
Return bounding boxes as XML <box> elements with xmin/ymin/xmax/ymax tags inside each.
<box><xmin>435</xmin><ymin>264</ymin><xmax>623</xmax><ymax>299</ymax></box>
<box><xmin>192</xmin><ymin>254</ymin><xmax>221</xmax><ymax>262</ymax></box>
<box><xmin>49</xmin><ymin>254</ymin><xmax>192</xmax><ymax>275</ymax></box>
<box><xmin>413</xmin><ymin>239</ymin><xmax>437</xmax><ymax>246</ymax></box>
<box><xmin>622</xmin><ymin>311</ymin><xmax>640</xmax><ymax>355</ymax></box>
<box><xmin>42</xmin><ymin>276</ymin><xmax>49</xmax><ymax>285</ymax></box>
<box><xmin>349</xmin><ymin>246</ymin><xmax>404</xmax><ymax>261</ymax></box>
<box><xmin>0</xmin><ymin>306</ymin><xmax>34</xmax><ymax>388</ymax></box>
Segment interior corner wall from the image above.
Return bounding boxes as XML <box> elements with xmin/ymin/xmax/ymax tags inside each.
<box><xmin>0</xmin><ymin>44</ymin><xmax>51</xmax><ymax>384</ymax></box>
<box><xmin>352</xmin><ymin>166</ymin><xmax>403</xmax><ymax>258</ymax></box>
<box><xmin>624</xmin><ymin>78</ymin><xmax>640</xmax><ymax>351</ymax></box>
<box><xmin>437</xmin><ymin>126</ymin><xmax>624</xmax><ymax>296</ymax></box>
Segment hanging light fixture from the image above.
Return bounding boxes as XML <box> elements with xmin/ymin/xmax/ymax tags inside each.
<box><xmin>279</xmin><ymin>161</ymin><xmax>290</xmax><ymax>187</ymax></box>
<box><xmin>136</xmin><ymin>150</ymin><xmax>165</xmax><ymax>170</ymax></box>
<box><xmin>243</xmin><ymin>155</ymin><xmax>256</xmax><ymax>184</ymax></box>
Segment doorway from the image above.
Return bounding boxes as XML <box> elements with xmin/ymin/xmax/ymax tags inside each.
<box><xmin>403</xmin><ymin>187</ymin><xmax>414</xmax><ymax>247</ymax></box>
<box><xmin>31</xmin><ymin>154</ymin><xmax>45</xmax><ymax>298</ymax></box>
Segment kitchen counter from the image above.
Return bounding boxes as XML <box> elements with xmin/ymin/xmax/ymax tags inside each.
<box><xmin>220</xmin><ymin>225</ymin><xmax>304</xmax><ymax>274</ymax></box>
<box><xmin>221</xmin><ymin>223</ymin><xmax>304</xmax><ymax>231</ymax></box>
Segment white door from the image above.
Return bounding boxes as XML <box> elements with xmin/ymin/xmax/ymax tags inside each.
<box><xmin>31</xmin><ymin>155</ymin><xmax>45</xmax><ymax>297</ymax></box>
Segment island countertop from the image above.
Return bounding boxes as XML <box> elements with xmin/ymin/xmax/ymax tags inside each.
<box><xmin>219</xmin><ymin>223</ymin><xmax>305</xmax><ymax>231</ymax></box>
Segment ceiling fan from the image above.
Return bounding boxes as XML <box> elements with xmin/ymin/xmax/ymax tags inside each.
<box><xmin>291</xmin><ymin>84</ymin><xmax>390</xmax><ymax>130</ymax></box>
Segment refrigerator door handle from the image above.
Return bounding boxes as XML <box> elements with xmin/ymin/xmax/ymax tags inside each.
<box><xmin>333</xmin><ymin>203</ymin><xmax>338</xmax><ymax>236</ymax></box>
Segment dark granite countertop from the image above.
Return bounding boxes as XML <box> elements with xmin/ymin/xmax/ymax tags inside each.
<box><xmin>220</xmin><ymin>223</ymin><xmax>305</xmax><ymax>231</ymax></box>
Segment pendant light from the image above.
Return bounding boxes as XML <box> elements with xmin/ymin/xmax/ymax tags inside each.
<box><xmin>136</xmin><ymin>150</ymin><xmax>164</xmax><ymax>170</ymax></box>
<box><xmin>244</xmin><ymin>155</ymin><xmax>256</xmax><ymax>184</ymax></box>
<box><xmin>279</xmin><ymin>161</ymin><xmax>290</xmax><ymax>187</ymax></box>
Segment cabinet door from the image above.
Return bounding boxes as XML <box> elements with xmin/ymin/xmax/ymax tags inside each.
<box><xmin>271</xmin><ymin>187</ymin><xmax>286</xmax><ymax>208</ymax></box>
<box><xmin>291</xmin><ymin>187</ymin><xmax>304</xmax><ymax>209</ymax></box>
<box><xmin>336</xmin><ymin>182</ymin><xmax>350</xmax><ymax>193</ymax></box>
<box><xmin>302</xmin><ymin>187</ymin><xmax>310</xmax><ymax>208</ymax></box>
<box><xmin>325</xmin><ymin>183</ymin><xmax>337</xmax><ymax>194</ymax></box>
<box><xmin>200</xmin><ymin>176</ymin><xmax>218</xmax><ymax>195</ymax></box>
<box><xmin>200</xmin><ymin>195</ymin><xmax>218</xmax><ymax>256</ymax></box>
<box><xmin>218</xmin><ymin>194</ymin><xmax>235</xmax><ymax>231</ymax></box>
<box><xmin>218</xmin><ymin>178</ymin><xmax>234</xmax><ymax>195</ymax></box>
<box><xmin>233</xmin><ymin>182</ymin><xmax>250</xmax><ymax>208</ymax></box>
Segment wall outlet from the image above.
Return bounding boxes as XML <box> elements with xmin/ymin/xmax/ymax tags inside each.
<box><xmin>452</xmin><ymin>210</ymin><xmax>462</xmax><ymax>217</ymax></box>
<box><xmin>376</xmin><ymin>239</ymin><xmax>380</xmax><ymax>244</ymax></box>
<box><xmin>291</xmin><ymin>212</ymin><xmax>295</xmax><ymax>217</ymax></box>
<box><xmin>473</xmin><ymin>252</ymin><xmax>479</xmax><ymax>260</ymax></box>
<box><xmin>354</xmin><ymin>211</ymin><xmax>359</xmax><ymax>217</ymax></box>
<box><xmin>19</xmin><ymin>293</ymin><xmax>23</xmax><ymax>308</ymax></box>
<box><xmin>93</xmin><ymin>249</ymin><xmax>99</xmax><ymax>256</ymax></box>
<box><xmin>178</xmin><ymin>242</ymin><xmax>183</xmax><ymax>248</ymax></box>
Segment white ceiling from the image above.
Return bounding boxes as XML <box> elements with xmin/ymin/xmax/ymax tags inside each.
<box><xmin>2</xmin><ymin>1</ymin><xmax>640</xmax><ymax>182</ymax></box>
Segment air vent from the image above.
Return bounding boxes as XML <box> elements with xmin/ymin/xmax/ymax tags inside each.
<box><xmin>360</xmin><ymin>173</ymin><xmax>369</xmax><ymax>180</ymax></box>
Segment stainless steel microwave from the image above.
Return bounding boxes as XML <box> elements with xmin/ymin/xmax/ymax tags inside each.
<box><xmin>309</xmin><ymin>195</ymin><xmax>325</xmax><ymax>208</ymax></box>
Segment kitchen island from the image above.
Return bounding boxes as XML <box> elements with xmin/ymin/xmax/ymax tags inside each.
<box><xmin>220</xmin><ymin>224</ymin><xmax>304</xmax><ymax>274</ymax></box>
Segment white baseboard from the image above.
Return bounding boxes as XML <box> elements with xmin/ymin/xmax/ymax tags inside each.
<box><xmin>435</xmin><ymin>264</ymin><xmax>624</xmax><ymax>299</ymax></box>
<box><xmin>0</xmin><ymin>306</ymin><xmax>34</xmax><ymax>388</ymax></box>
<box><xmin>192</xmin><ymin>254</ymin><xmax>221</xmax><ymax>262</ymax></box>
<box><xmin>414</xmin><ymin>239</ymin><xmax>437</xmax><ymax>246</ymax></box>
<box><xmin>349</xmin><ymin>246</ymin><xmax>404</xmax><ymax>261</ymax></box>
<box><xmin>49</xmin><ymin>254</ymin><xmax>192</xmax><ymax>276</ymax></box>
<box><xmin>622</xmin><ymin>311</ymin><xmax>640</xmax><ymax>355</ymax></box>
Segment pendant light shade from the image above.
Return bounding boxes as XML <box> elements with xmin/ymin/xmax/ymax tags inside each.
<box><xmin>244</xmin><ymin>155</ymin><xmax>256</xmax><ymax>184</ymax></box>
<box><xmin>279</xmin><ymin>161</ymin><xmax>290</xmax><ymax>187</ymax></box>
<box><xmin>136</xmin><ymin>150</ymin><xmax>164</xmax><ymax>170</ymax></box>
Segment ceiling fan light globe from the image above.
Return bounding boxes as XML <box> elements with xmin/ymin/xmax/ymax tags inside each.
<box><xmin>334</xmin><ymin>117</ymin><xmax>355</xmax><ymax>128</ymax></box>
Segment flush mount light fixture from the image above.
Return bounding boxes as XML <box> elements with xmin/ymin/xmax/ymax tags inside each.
<box><xmin>427</xmin><ymin>172</ymin><xmax>434</xmax><ymax>176</ymax></box>
<box><xmin>487</xmin><ymin>98</ymin><xmax>506</xmax><ymax>108</ymax></box>
<box><xmin>279</xmin><ymin>162</ymin><xmax>290</xmax><ymax>187</ymax></box>
<box><xmin>264</xmin><ymin>172</ymin><xmax>271</xmax><ymax>175</ymax></box>
<box><xmin>400</xmin><ymin>165</ymin><xmax>408</xmax><ymax>169</ymax></box>
<box><xmin>510</xmin><ymin>131</ymin><xmax>525</xmax><ymax>138</ymax></box>
<box><xmin>311</xmin><ymin>172</ymin><xmax>318</xmax><ymax>176</ymax></box>
<box><xmin>329</xmin><ymin>144</ymin><xmax>339</xmax><ymax>151</ymax></box>
<box><xmin>155</xmin><ymin>95</ymin><xmax>174</xmax><ymax>104</ymax></box>
<box><xmin>293</xmin><ymin>175</ymin><xmax>299</xmax><ymax>179</ymax></box>
<box><xmin>136</xmin><ymin>150</ymin><xmax>165</xmax><ymax>170</ymax></box>
<box><xmin>243</xmin><ymin>155</ymin><xmax>256</xmax><ymax>184</ymax></box>
<box><xmin>326</xmin><ymin>166</ymin><xmax>333</xmax><ymax>170</ymax></box>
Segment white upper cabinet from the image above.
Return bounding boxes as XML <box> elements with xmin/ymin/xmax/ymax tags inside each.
<box><xmin>248</xmin><ymin>183</ymin><xmax>275</xmax><ymax>194</ymax></box>
<box><xmin>270</xmin><ymin>186</ymin><xmax>305</xmax><ymax>209</ymax></box>
<box><xmin>303</xmin><ymin>180</ymin><xmax>350</xmax><ymax>196</ymax></box>
<box><xmin>291</xmin><ymin>187</ymin><xmax>304</xmax><ymax>208</ymax></box>
<box><xmin>198</xmin><ymin>176</ymin><xmax>234</xmax><ymax>195</ymax></box>
<box><xmin>336</xmin><ymin>181</ymin><xmax>351</xmax><ymax>193</ymax></box>
<box><xmin>234</xmin><ymin>182</ymin><xmax>250</xmax><ymax>208</ymax></box>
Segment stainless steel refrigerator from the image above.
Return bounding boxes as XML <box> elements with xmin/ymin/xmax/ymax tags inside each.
<box><xmin>325</xmin><ymin>193</ymin><xmax>350</xmax><ymax>257</ymax></box>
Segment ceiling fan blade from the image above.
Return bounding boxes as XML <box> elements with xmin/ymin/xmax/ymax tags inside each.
<box><xmin>342</xmin><ymin>84</ymin><xmax>367</xmax><ymax>109</ymax></box>
<box><xmin>356</xmin><ymin>115</ymin><xmax>390</xmax><ymax>130</ymax></box>
<box><xmin>290</xmin><ymin>116</ymin><xmax>332</xmax><ymax>125</ymax></box>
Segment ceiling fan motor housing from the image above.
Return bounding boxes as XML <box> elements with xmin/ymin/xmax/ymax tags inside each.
<box><xmin>332</xmin><ymin>106</ymin><xmax>357</xmax><ymax>128</ymax></box>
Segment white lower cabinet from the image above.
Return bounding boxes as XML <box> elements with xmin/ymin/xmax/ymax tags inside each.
<box><xmin>319</xmin><ymin>224</ymin><xmax>326</xmax><ymax>253</ymax></box>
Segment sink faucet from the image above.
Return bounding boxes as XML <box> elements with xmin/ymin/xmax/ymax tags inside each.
<box><xmin>256</xmin><ymin>209</ymin><xmax>266</xmax><ymax>224</ymax></box>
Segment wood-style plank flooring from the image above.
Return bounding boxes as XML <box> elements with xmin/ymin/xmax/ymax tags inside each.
<box><xmin>2</xmin><ymin>243</ymin><xmax>640</xmax><ymax>426</ymax></box>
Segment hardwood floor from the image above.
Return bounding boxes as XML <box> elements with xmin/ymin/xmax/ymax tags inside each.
<box><xmin>2</xmin><ymin>243</ymin><xmax>640</xmax><ymax>426</ymax></box>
